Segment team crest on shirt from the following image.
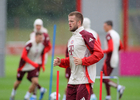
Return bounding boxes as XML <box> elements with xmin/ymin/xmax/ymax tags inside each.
<box><xmin>71</xmin><ymin>40</ymin><xmax>74</xmax><ymax>44</ymax></box>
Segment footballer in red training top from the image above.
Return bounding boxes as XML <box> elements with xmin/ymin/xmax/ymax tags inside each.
<box><xmin>54</xmin><ymin>11</ymin><xmax>104</xmax><ymax>100</ymax></box>
<box><xmin>102</xmin><ymin>20</ymin><xmax>125</xmax><ymax>100</ymax></box>
<box><xmin>29</xmin><ymin>19</ymin><xmax>51</xmax><ymax>100</ymax></box>
<box><xmin>10</xmin><ymin>32</ymin><xmax>51</xmax><ymax>100</ymax></box>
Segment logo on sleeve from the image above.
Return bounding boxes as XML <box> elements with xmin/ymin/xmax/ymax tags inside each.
<box><xmin>106</xmin><ymin>34</ymin><xmax>112</xmax><ymax>40</ymax></box>
<box><xmin>47</xmin><ymin>37</ymin><xmax>49</xmax><ymax>40</ymax></box>
<box><xmin>89</xmin><ymin>38</ymin><xmax>93</xmax><ymax>42</ymax></box>
<box><xmin>107</xmin><ymin>36</ymin><xmax>111</xmax><ymax>40</ymax></box>
<box><xmin>26</xmin><ymin>46</ymin><xmax>29</xmax><ymax>50</ymax></box>
<box><xmin>80</xmin><ymin>97</ymin><xmax>85</xmax><ymax>100</ymax></box>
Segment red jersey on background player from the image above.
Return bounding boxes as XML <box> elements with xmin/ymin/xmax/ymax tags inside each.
<box><xmin>10</xmin><ymin>32</ymin><xmax>48</xmax><ymax>100</ymax></box>
<box><xmin>102</xmin><ymin>21</ymin><xmax>125</xmax><ymax>100</ymax></box>
<box><xmin>29</xmin><ymin>19</ymin><xmax>51</xmax><ymax>100</ymax></box>
<box><xmin>54</xmin><ymin>11</ymin><xmax>104</xmax><ymax>100</ymax></box>
<box><xmin>83</xmin><ymin>17</ymin><xmax>101</xmax><ymax>100</ymax></box>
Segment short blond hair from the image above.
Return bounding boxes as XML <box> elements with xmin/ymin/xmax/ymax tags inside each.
<box><xmin>68</xmin><ymin>11</ymin><xmax>83</xmax><ymax>25</ymax></box>
<box><xmin>35</xmin><ymin>32</ymin><xmax>43</xmax><ymax>36</ymax></box>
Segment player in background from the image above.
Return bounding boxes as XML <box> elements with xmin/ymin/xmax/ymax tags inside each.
<box><xmin>10</xmin><ymin>32</ymin><xmax>47</xmax><ymax>100</ymax></box>
<box><xmin>54</xmin><ymin>11</ymin><xmax>104</xmax><ymax>100</ymax></box>
<box><xmin>62</xmin><ymin>47</ymin><xmax>71</xmax><ymax>100</ymax></box>
<box><xmin>30</xmin><ymin>18</ymin><xmax>48</xmax><ymax>40</ymax></box>
<box><xmin>83</xmin><ymin>17</ymin><xmax>101</xmax><ymax>46</ymax></box>
<box><xmin>102</xmin><ymin>21</ymin><xmax>125</xmax><ymax>100</ymax></box>
<box><xmin>83</xmin><ymin>17</ymin><xmax>101</xmax><ymax>100</ymax></box>
<box><xmin>30</xmin><ymin>19</ymin><xmax>51</xmax><ymax>100</ymax></box>
<box><xmin>30</xmin><ymin>18</ymin><xmax>49</xmax><ymax>63</ymax></box>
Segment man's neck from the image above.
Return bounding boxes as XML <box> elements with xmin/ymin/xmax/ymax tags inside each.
<box><xmin>35</xmin><ymin>40</ymin><xmax>39</xmax><ymax>44</ymax></box>
<box><xmin>107</xmin><ymin>28</ymin><xmax>112</xmax><ymax>32</ymax></box>
<box><xmin>78</xmin><ymin>25</ymin><xmax>82</xmax><ymax>28</ymax></box>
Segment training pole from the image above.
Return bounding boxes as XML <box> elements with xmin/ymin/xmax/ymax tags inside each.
<box><xmin>49</xmin><ymin>25</ymin><xmax>57</xmax><ymax>100</ymax></box>
<box><xmin>123</xmin><ymin>0</ymin><xmax>128</xmax><ymax>51</ymax></box>
<box><xmin>56</xmin><ymin>71</ymin><xmax>59</xmax><ymax>100</ymax></box>
<box><xmin>99</xmin><ymin>71</ymin><xmax>103</xmax><ymax>100</ymax></box>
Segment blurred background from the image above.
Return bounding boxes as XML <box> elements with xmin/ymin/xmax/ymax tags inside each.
<box><xmin>6</xmin><ymin>0</ymin><xmax>140</xmax><ymax>47</ymax></box>
<box><xmin>0</xmin><ymin>0</ymin><xmax>140</xmax><ymax>100</ymax></box>
<box><xmin>7</xmin><ymin>0</ymin><xmax>75</xmax><ymax>44</ymax></box>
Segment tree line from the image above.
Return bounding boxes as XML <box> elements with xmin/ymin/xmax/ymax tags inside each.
<box><xmin>7</xmin><ymin>0</ymin><xmax>76</xmax><ymax>19</ymax></box>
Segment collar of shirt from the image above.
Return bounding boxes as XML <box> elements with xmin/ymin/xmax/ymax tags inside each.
<box><xmin>72</xmin><ymin>26</ymin><xmax>84</xmax><ymax>35</ymax></box>
<box><xmin>32</xmin><ymin>40</ymin><xmax>41</xmax><ymax>46</ymax></box>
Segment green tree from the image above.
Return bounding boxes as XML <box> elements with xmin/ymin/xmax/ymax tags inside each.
<box><xmin>7</xmin><ymin>0</ymin><xmax>76</xmax><ymax>18</ymax></box>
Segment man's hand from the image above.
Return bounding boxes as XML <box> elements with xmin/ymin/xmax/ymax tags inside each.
<box><xmin>73</xmin><ymin>57</ymin><xmax>82</xmax><ymax>66</ymax></box>
<box><xmin>53</xmin><ymin>57</ymin><xmax>61</xmax><ymax>66</ymax></box>
<box><xmin>42</xmin><ymin>65</ymin><xmax>45</xmax><ymax>72</ymax></box>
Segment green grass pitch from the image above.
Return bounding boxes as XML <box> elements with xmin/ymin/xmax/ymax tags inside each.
<box><xmin>0</xmin><ymin>55</ymin><xmax>140</xmax><ymax>100</ymax></box>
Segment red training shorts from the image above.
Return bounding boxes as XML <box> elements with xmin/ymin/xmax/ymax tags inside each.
<box><xmin>66</xmin><ymin>84</ymin><xmax>92</xmax><ymax>100</ymax></box>
<box><xmin>17</xmin><ymin>68</ymin><xmax>39</xmax><ymax>81</ymax></box>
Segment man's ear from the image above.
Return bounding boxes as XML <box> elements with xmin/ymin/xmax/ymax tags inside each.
<box><xmin>77</xmin><ymin>20</ymin><xmax>81</xmax><ymax>26</ymax></box>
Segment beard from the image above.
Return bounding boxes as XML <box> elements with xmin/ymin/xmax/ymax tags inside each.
<box><xmin>70</xmin><ymin>26</ymin><xmax>78</xmax><ymax>32</ymax></box>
